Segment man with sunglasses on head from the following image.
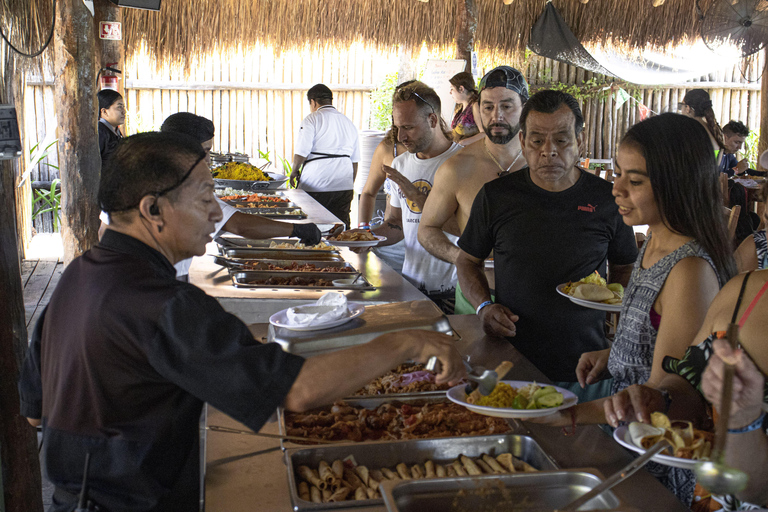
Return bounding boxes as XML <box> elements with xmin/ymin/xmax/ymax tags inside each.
<box><xmin>418</xmin><ymin>66</ymin><xmax>529</xmax><ymax>314</ymax></box>
<box><xmin>359</xmin><ymin>81</ymin><xmax>462</xmax><ymax>313</ymax></box>
<box><xmin>19</xmin><ymin>131</ymin><xmax>466</xmax><ymax>511</ymax></box>
<box><xmin>290</xmin><ymin>84</ymin><xmax>361</xmax><ymax>228</ymax></box>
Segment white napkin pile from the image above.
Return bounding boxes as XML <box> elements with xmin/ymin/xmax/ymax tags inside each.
<box><xmin>285</xmin><ymin>292</ymin><xmax>349</xmax><ymax>327</ymax></box>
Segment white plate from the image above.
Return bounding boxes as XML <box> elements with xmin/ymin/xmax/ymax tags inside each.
<box><xmin>446</xmin><ymin>380</ymin><xmax>578</xmax><ymax>419</ymax></box>
<box><xmin>556</xmin><ymin>283</ymin><xmax>623</xmax><ymax>313</ymax></box>
<box><xmin>613</xmin><ymin>425</ymin><xmax>702</xmax><ymax>470</ymax></box>
<box><xmin>324</xmin><ymin>235</ymin><xmax>387</xmax><ymax>248</ymax></box>
<box><xmin>269</xmin><ymin>303</ymin><xmax>365</xmax><ymax>331</ymax></box>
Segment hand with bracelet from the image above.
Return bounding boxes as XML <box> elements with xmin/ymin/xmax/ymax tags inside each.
<box><xmin>702</xmin><ymin>338</ymin><xmax>765</xmax><ymax>433</ymax></box>
<box><xmin>476</xmin><ymin>300</ymin><xmax>518</xmax><ymax>338</ymax></box>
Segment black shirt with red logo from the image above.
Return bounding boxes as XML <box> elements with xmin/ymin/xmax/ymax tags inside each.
<box><xmin>19</xmin><ymin>229</ymin><xmax>304</xmax><ymax>511</ymax></box>
<box><xmin>459</xmin><ymin>168</ymin><xmax>637</xmax><ymax>382</ymax></box>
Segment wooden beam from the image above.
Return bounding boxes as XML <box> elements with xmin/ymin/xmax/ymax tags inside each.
<box><xmin>455</xmin><ymin>0</ymin><xmax>477</xmax><ymax>73</ymax></box>
<box><xmin>54</xmin><ymin>0</ymin><xmax>101</xmax><ymax>264</ymax></box>
<box><xmin>0</xmin><ymin>161</ymin><xmax>43</xmax><ymax>512</ymax></box>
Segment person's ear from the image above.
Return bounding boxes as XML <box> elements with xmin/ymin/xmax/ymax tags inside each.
<box><xmin>576</xmin><ymin>130</ymin><xmax>586</xmax><ymax>154</ymax></box>
<box><xmin>429</xmin><ymin>112</ymin><xmax>438</xmax><ymax>129</ymax></box>
<box><xmin>138</xmin><ymin>195</ymin><xmax>164</xmax><ymax>233</ymax></box>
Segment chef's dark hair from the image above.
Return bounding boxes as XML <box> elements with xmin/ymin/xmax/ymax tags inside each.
<box><xmin>621</xmin><ymin>113</ymin><xmax>736</xmax><ymax>283</ymax></box>
<box><xmin>520</xmin><ymin>89</ymin><xmax>583</xmax><ymax>136</ymax></box>
<box><xmin>97</xmin><ymin>89</ymin><xmax>122</xmax><ymax>119</ymax></box>
<box><xmin>161</xmin><ymin>112</ymin><xmax>215</xmax><ymax>143</ymax></box>
<box><xmin>307</xmin><ymin>84</ymin><xmax>333</xmax><ymax>105</ymax></box>
<box><xmin>99</xmin><ymin>131</ymin><xmax>206</xmax><ymax>213</ymax></box>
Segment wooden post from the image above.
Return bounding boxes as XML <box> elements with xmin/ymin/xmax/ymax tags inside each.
<box><xmin>759</xmin><ymin>47</ymin><xmax>768</xmax><ymax>167</ymax></box>
<box><xmin>94</xmin><ymin>0</ymin><xmax>125</xmax><ymax>99</ymax></box>
<box><xmin>54</xmin><ymin>0</ymin><xmax>100</xmax><ymax>264</ymax></box>
<box><xmin>455</xmin><ymin>0</ymin><xmax>476</xmax><ymax>72</ymax></box>
<box><xmin>0</xmin><ymin>145</ymin><xmax>43</xmax><ymax>512</ymax></box>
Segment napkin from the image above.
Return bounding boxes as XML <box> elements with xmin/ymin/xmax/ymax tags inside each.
<box><xmin>285</xmin><ymin>292</ymin><xmax>349</xmax><ymax>327</ymax></box>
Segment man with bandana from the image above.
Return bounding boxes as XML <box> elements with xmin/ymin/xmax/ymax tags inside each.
<box><xmin>418</xmin><ymin>66</ymin><xmax>529</xmax><ymax>314</ymax></box>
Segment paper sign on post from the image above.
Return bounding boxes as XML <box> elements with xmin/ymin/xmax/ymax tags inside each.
<box><xmin>422</xmin><ymin>59</ymin><xmax>467</xmax><ymax>124</ymax></box>
<box><xmin>99</xmin><ymin>22</ymin><xmax>122</xmax><ymax>41</ymax></box>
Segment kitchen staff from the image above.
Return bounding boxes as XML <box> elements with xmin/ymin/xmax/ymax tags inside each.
<box><xmin>291</xmin><ymin>84</ymin><xmax>361</xmax><ymax>228</ymax></box>
<box><xmin>18</xmin><ymin>131</ymin><xmax>465</xmax><ymax>512</ymax></box>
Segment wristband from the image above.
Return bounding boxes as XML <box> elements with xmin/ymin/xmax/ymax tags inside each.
<box><xmin>358</xmin><ymin>223</ymin><xmax>370</xmax><ymax>229</ymax></box>
<box><xmin>476</xmin><ymin>300</ymin><xmax>493</xmax><ymax>315</ymax></box>
<box><xmin>727</xmin><ymin>412</ymin><xmax>766</xmax><ymax>434</ymax></box>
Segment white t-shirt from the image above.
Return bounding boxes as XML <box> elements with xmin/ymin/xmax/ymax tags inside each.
<box><xmin>389</xmin><ymin>142</ymin><xmax>463</xmax><ymax>294</ymax></box>
<box><xmin>294</xmin><ymin>106</ymin><xmax>361</xmax><ymax>192</ymax></box>
<box><xmin>99</xmin><ymin>197</ymin><xmax>237</xmax><ymax>277</ymax></box>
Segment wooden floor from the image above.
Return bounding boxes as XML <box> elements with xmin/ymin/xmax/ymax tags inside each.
<box><xmin>22</xmin><ymin>259</ymin><xmax>64</xmax><ymax>334</ymax></box>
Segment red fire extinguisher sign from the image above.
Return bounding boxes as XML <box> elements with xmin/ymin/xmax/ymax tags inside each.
<box><xmin>99</xmin><ymin>22</ymin><xmax>122</xmax><ymax>41</ymax></box>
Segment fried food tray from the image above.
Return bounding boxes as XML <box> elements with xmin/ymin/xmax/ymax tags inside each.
<box><xmin>380</xmin><ymin>470</ymin><xmax>626</xmax><ymax>512</ymax></box>
<box><xmin>278</xmin><ymin>395</ymin><xmax>493</xmax><ymax>449</ymax></box>
<box><xmin>222</xmin><ymin>248</ymin><xmax>345</xmax><ymax>261</ymax></box>
<box><xmin>228</xmin><ymin>199</ymin><xmax>298</xmax><ymax>207</ymax></box>
<box><xmin>231</xmin><ymin>270</ymin><xmax>375</xmax><ymax>291</ymax></box>
<box><xmin>269</xmin><ymin>301</ymin><xmax>457</xmax><ymax>357</ymax></box>
<box><xmin>285</xmin><ymin>435</ymin><xmax>558</xmax><ymax>511</ymax></box>
<box><xmin>226</xmin><ymin>259</ymin><xmax>357</xmax><ymax>273</ymax></box>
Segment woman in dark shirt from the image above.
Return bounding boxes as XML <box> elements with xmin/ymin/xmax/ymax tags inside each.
<box><xmin>97</xmin><ymin>89</ymin><xmax>125</xmax><ymax>166</ymax></box>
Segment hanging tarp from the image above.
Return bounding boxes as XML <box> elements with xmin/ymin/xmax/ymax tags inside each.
<box><xmin>528</xmin><ymin>2</ymin><xmax>740</xmax><ymax>85</ymax></box>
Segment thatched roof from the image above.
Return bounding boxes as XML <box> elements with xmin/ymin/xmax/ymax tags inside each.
<box><xmin>125</xmin><ymin>0</ymin><xmax>718</xmax><ymax>66</ymax></box>
<box><xmin>0</xmin><ymin>0</ymin><xmax>55</xmax><ymax>78</ymax></box>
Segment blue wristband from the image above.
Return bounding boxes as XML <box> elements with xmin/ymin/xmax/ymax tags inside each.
<box><xmin>476</xmin><ymin>300</ymin><xmax>493</xmax><ymax>315</ymax></box>
<box><xmin>727</xmin><ymin>412</ymin><xmax>766</xmax><ymax>434</ymax></box>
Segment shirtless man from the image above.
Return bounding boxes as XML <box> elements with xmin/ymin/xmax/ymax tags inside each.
<box><xmin>418</xmin><ymin>66</ymin><xmax>529</xmax><ymax>314</ymax></box>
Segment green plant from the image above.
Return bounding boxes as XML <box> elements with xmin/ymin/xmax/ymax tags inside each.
<box><xmin>369</xmin><ymin>72</ymin><xmax>399</xmax><ymax>131</ymax></box>
<box><xmin>257</xmin><ymin>149</ymin><xmax>271</xmax><ymax>162</ymax></box>
<box><xmin>744</xmin><ymin>129</ymin><xmax>759</xmax><ymax>169</ymax></box>
<box><xmin>32</xmin><ymin>178</ymin><xmax>62</xmax><ymax>232</ymax></box>
<box><xmin>20</xmin><ymin>133</ymin><xmax>58</xmax><ymax>187</ymax></box>
<box><xmin>277</xmin><ymin>156</ymin><xmax>298</xmax><ymax>189</ymax></box>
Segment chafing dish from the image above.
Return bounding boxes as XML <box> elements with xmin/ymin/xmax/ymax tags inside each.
<box><xmin>219</xmin><ymin>259</ymin><xmax>356</xmax><ymax>272</ymax></box>
<box><xmin>285</xmin><ymin>434</ymin><xmax>557</xmax><ymax>511</ymax></box>
<box><xmin>238</xmin><ymin>206</ymin><xmax>308</xmax><ymax>219</ymax></box>
<box><xmin>231</xmin><ymin>270</ymin><xmax>375</xmax><ymax>291</ymax></box>
<box><xmin>380</xmin><ymin>470</ymin><xmax>625</xmax><ymax>512</ymax></box>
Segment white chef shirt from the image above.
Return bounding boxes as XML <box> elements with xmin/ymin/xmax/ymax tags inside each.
<box><xmin>294</xmin><ymin>106</ymin><xmax>361</xmax><ymax>192</ymax></box>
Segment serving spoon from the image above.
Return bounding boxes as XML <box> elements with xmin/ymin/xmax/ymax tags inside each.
<box><xmin>694</xmin><ymin>322</ymin><xmax>749</xmax><ymax>496</ymax></box>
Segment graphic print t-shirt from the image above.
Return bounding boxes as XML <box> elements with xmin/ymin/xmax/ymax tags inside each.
<box><xmin>389</xmin><ymin>142</ymin><xmax>463</xmax><ymax>293</ymax></box>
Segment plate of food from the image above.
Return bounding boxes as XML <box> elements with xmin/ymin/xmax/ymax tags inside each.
<box><xmin>325</xmin><ymin>230</ymin><xmax>386</xmax><ymax>247</ymax></box>
<box><xmin>613</xmin><ymin>412</ymin><xmax>714</xmax><ymax>469</ymax></box>
<box><xmin>557</xmin><ymin>271</ymin><xmax>623</xmax><ymax>312</ymax></box>
<box><xmin>446</xmin><ymin>380</ymin><xmax>578</xmax><ymax>419</ymax></box>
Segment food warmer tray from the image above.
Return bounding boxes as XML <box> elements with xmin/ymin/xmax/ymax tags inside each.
<box><xmin>223</xmin><ymin>249</ymin><xmax>345</xmax><ymax>261</ymax></box>
<box><xmin>231</xmin><ymin>270</ymin><xmax>376</xmax><ymax>291</ymax></box>
<box><xmin>380</xmin><ymin>470</ymin><xmax>627</xmax><ymax>512</ymax></box>
<box><xmin>228</xmin><ymin>200</ymin><xmax>299</xmax><ymax>208</ymax></box>
<box><xmin>278</xmin><ymin>395</ymin><xmax>478</xmax><ymax>449</ymax></box>
<box><xmin>238</xmin><ymin>207</ymin><xmax>308</xmax><ymax>219</ymax></box>
<box><xmin>218</xmin><ymin>237</ymin><xmax>340</xmax><ymax>252</ymax></box>
<box><xmin>269</xmin><ymin>300</ymin><xmax>457</xmax><ymax>357</ymax></box>
<box><xmin>213</xmin><ymin>172</ymin><xmax>288</xmax><ymax>190</ymax></box>
<box><xmin>225</xmin><ymin>259</ymin><xmax>357</xmax><ymax>273</ymax></box>
<box><xmin>284</xmin><ymin>434</ymin><xmax>558</xmax><ymax>511</ymax></box>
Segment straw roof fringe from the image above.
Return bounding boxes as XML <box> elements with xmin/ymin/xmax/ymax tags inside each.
<box><xmin>124</xmin><ymin>0</ymin><xmax>717</xmax><ymax>68</ymax></box>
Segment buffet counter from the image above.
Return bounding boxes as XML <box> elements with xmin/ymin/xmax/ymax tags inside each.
<box><xmin>204</xmin><ymin>315</ymin><xmax>691</xmax><ymax>512</ymax></box>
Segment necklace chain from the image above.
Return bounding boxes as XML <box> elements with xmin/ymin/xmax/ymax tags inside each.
<box><xmin>484</xmin><ymin>142</ymin><xmax>522</xmax><ymax>177</ymax></box>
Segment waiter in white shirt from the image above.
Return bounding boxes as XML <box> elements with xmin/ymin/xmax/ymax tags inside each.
<box><xmin>291</xmin><ymin>84</ymin><xmax>361</xmax><ymax>228</ymax></box>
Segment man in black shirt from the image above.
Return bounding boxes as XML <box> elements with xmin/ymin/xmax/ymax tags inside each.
<box><xmin>18</xmin><ymin>132</ymin><xmax>465</xmax><ymax>512</ymax></box>
<box><xmin>456</xmin><ymin>90</ymin><xmax>637</xmax><ymax>399</ymax></box>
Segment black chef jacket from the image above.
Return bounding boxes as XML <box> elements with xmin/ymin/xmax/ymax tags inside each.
<box><xmin>19</xmin><ymin>229</ymin><xmax>305</xmax><ymax>511</ymax></box>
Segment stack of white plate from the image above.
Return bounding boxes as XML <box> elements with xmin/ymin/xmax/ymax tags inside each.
<box><xmin>354</xmin><ymin>130</ymin><xmax>386</xmax><ymax>193</ymax></box>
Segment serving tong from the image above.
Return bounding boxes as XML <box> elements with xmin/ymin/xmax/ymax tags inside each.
<box><xmin>425</xmin><ymin>357</ymin><xmax>513</xmax><ymax>397</ymax></box>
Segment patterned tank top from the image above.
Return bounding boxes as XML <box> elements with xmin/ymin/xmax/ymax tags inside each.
<box><xmin>755</xmin><ymin>229</ymin><xmax>767</xmax><ymax>270</ymax></box>
<box><xmin>608</xmin><ymin>237</ymin><xmax>722</xmax><ymax>395</ymax></box>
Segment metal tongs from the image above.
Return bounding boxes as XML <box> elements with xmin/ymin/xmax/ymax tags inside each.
<box><xmin>425</xmin><ymin>357</ymin><xmax>512</xmax><ymax>397</ymax></box>
<box><xmin>212</xmin><ymin>255</ymin><xmax>249</xmax><ymax>269</ymax></box>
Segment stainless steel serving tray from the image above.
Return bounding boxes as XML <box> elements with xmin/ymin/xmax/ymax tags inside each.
<box><xmin>238</xmin><ymin>207</ymin><xmax>308</xmax><ymax>219</ymax></box>
<box><xmin>223</xmin><ymin>248</ymin><xmax>345</xmax><ymax>261</ymax></box>
<box><xmin>226</xmin><ymin>259</ymin><xmax>357</xmax><ymax>273</ymax></box>
<box><xmin>217</xmin><ymin>237</ymin><xmax>340</xmax><ymax>253</ymax></box>
<box><xmin>269</xmin><ymin>301</ymin><xmax>457</xmax><ymax>357</ymax></box>
<box><xmin>278</xmin><ymin>395</ymin><xmax>481</xmax><ymax>449</ymax></box>
<box><xmin>285</xmin><ymin>434</ymin><xmax>558</xmax><ymax>511</ymax></box>
<box><xmin>213</xmin><ymin>172</ymin><xmax>288</xmax><ymax>190</ymax></box>
<box><xmin>380</xmin><ymin>470</ymin><xmax>625</xmax><ymax>512</ymax></box>
<box><xmin>231</xmin><ymin>270</ymin><xmax>375</xmax><ymax>291</ymax></box>
<box><xmin>228</xmin><ymin>200</ymin><xmax>299</xmax><ymax>208</ymax></box>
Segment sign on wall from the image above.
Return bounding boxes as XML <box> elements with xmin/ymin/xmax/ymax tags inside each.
<box><xmin>99</xmin><ymin>22</ymin><xmax>122</xmax><ymax>40</ymax></box>
<box><xmin>421</xmin><ymin>59</ymin><xmax>467</xmax><ymax>124</ymax></box>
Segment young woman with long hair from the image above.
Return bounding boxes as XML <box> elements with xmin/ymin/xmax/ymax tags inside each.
<box><xmin>534</xmin><ymin>113</ymin><xmax>736</xmax><ymax>506</ymax></box>
<box><xmin>448</xmin><ymin>72</ymin><xmax>482</xmax><ymax>143</ymax></box>
<box><xmin>680</xmin><ymin>88</ymin><xmax>726</xmax><ymax>164</ymax></box>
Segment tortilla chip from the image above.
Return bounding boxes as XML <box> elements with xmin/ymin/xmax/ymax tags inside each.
<box><xmin>650</xmin><ymin>412</ymin><xmax>672</xmax><ymax>429</ymax></box>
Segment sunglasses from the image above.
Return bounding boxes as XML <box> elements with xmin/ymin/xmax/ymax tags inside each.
<box><xmin>397</xmin><ymin>89</ymin><xmax>435</xmax><ymax>115</ymax></box>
